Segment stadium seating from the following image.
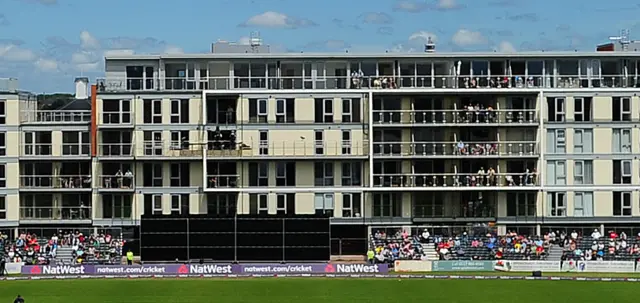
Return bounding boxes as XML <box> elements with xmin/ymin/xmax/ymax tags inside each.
<box><xmin>561</xmin><ymin>231</ymin><xmax>640</xmax><ymax>261</ymax></box>
<box><xmin>428</xmin><ymin>232</ymin><xmax>550</xmax><ymax>260</ymax></box>
<box><xmin>370</xmin><ymin>229</ymin><xmax>430</xmax><ymax>263</ymax></box>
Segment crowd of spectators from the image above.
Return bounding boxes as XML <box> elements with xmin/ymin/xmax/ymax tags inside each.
<box><xmin>1</xmin><ymin>230</ymin><xmax>124</xmax><ymax>265</ymax></box>
<box><xmin>430</xmin><ymin>230</ymin><xmax>550</xmax><ymax>260</ymax></box>
<box><xmin>560</xmin><ymin>229</ymin><xmax>640</xmax><ymax>261</ymax></box>
<box><xmin>370</xmin><ymin>230</ymin><xmax>428</xmax><ymax>264</ymax></box>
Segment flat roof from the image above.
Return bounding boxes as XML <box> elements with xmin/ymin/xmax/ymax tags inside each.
<box><xmin>105</xmin><ymin>51</ymin><xmax>640</xmax><ymax>61</ymax></box>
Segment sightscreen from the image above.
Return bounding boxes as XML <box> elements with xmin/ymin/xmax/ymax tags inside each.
<box><xmin>140</xmin><ymin>214</ymin><xmax>330</xmax><ymax>262</ymax></box>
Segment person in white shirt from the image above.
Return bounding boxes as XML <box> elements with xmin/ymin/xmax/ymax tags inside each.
<box><xmin>570</xmin><ymin>230</ymin><xmax>578</xmax><ymax>240</ymax></box>
<box><xmin>422</xmin><ymin>230</ymin><xmax>430</xmax><ymax>243</ymax></box>
<box><xmin>591</xmin><ymin>229</ymin><xmax>601</xmax><ymax>239</ymax></box>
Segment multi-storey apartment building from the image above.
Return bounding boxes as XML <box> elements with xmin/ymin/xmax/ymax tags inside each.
<box><xmin>3</xmin><ymin>41</ymin><xmax>640</xmax><ymax>240</ymax></box>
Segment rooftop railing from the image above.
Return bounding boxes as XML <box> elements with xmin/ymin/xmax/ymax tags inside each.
<box><xmin>96</xmin><ymin>74</ymin><xmax>640</xmax><ymax>92</ymax></box>
<box><xmin>20</xmin><ymin>110</ymin><xmax>91</xmax><ymax>124</ymax></box>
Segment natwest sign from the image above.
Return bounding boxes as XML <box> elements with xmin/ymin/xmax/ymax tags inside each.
<box><xmin>24</xmin><ymin>265</ymin><xmax>88</xmax><ymax>275</ymax></box>
<box><xmin>327</xmin><ymin>264</ymin><xmax>386</xmax><ymax>273</ymax></box>
<box><xmin>189</xmin><ymin>264</ymin><xmax>233</xmax><ymax>274</ymax></box>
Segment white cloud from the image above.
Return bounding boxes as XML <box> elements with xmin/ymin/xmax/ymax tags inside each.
<box><xmin>241</xmin><ymin>11</ymin><xmax>316</xmax><ymax>29</ymax></box>
<box><xmin>103</xmin><ymin>49</ymin><xmax>135</xmax><ymax>57</ymax></box>
<box><xmin>70</xmin><ymin>51</ymin><xmax>98</xmax><ymax>64</ymax></box>
<box><xmin>359</xmin><ymin>12</ymin><xmax>393</xmax><ymax>24</ymax></box>
<box><xmin>34</xmin><ymin>58</ymin><xmax>58</xmax><ymax>72</ymax></box>
<box><xmin>0</xmin><ymin>43</ymin><xmax>37</xmax><ymax>62</ymax></box>
<box><xmin>496</xmin><ymin>41</ymin><xmax>516</xmax><ymax>52</ymax></box>
<box><xmin>452</xmin><ymin>29</ymin><xmax>488</xmax><ymax>46</ymax></box>
<box><xmin>80</xmin><ymin>30</ymin><xmax>100</xmax><ymax>50</ymax></box>
<box><xmin>409</xmin><ymin>31</ymin><xmax>438</xmax><ymax>43</ymax></box>
<box><xmin>436</xmin><ymin>0</ymin><xmax>460</xmax><ymax>9</ymax></box>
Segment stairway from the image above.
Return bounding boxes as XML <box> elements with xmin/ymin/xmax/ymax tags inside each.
<box><xmin>55</xmin><ymin>246</ymin><xmax>75</xmax><ymax>264</ymax></box>
<box><xmin>547</xmin><ymin>246</ymin><xmax>564</xmax><ymax>261</ymax></box>
<box><xmin>421</xmin><ymin>243</ymin><xmax>439</xmax><ymax>261</ymax></box>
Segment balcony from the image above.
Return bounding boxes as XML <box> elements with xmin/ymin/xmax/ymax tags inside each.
<box><xmin>98</xmin><ymin>143</ymin><xmax>133</xmax><ymax>158</ymax></box>
<box><xmin>372</xmin><ymin>172</ymin><xmax>539</xmax><ymax>191</ymax></box>
<box><xmin>97</xmin><ymin>175</ymin><xmax>135</xmax><ymax>191</ymax></box>
<box><xmin>100</xmin><ymin>111</ymin><xmax>133</xmax><ymax>127</ymax></box>
<box><xmin>373</xmin><ymin>109</ymin><xmax>537</xmax><ymax>126</ymax></box>
<box><xmin>137</xmin><ymin>141</ymin><xmax>204</xmax><ymax>159</ymax></box>
<box><xmin>206</xmin><ymin>174</ymin><xmax>240</xmax><ymax>189</ymax></box>
<box><xmin>20</xmin><ymin>110</ymin><xmax>91</xmax><ymax>124</ymax></box>
<box><xmin>19</xmin><ymin>206</ymin><xmax>92</xmax><ymax>222</ymax></box>
<box><xmin>20</xmin><ymin>175</ymin><xmax>92</xmax><ymax>191</ymax></box>
<box><xmin>20</xmin><ymin>144</ymin><xmax>91</xmax><ymax>158</ymax></box>
<box><xmin>205</xmin><ymin>140</ymin><xmax>369</xmax><ymax>159</ymax></box>
<box><xmin>373</xmin><ymin>141</ymin><xmax>538</xmax><ymax>158</ymax></box>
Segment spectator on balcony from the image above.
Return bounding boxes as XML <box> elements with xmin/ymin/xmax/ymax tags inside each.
<box><xmin>351</xmin><ymin>69</ymin><xmax>363</xmax><ymax>89</ymax></box>
<box><xmin>591</xmin><ymin>229</ymin><xmax>602</xmax><ymax>240</ymax></box>
<box><xmin>115</xmin><ymin>170</ymin><xmax>123</xmax><ymax>188</ymax></box>
<box><xmin>124</xmin><ymin>170</ymin><xmax>133</xmax><ymax>188</ymax></box>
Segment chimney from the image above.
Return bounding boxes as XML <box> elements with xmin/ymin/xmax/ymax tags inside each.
<box><xmin>74</xmin><ymin>77</ymin><xmax>89</xmax><ymax>99</ymax></box>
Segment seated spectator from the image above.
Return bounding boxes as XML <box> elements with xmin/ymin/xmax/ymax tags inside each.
<box><xmin>591</xmin><ymin>229</ymin><xmax>601</xmax><ymax>239</ymax></box>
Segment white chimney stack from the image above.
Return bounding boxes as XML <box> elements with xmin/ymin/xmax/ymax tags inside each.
<box><xmin>74</xmin><ymin>77</ymin><xmax>89</xmax><ymax>99</ymax></box>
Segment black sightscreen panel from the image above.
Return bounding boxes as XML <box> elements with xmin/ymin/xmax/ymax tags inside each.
<box><xmin>237</xmin><ymin>218</ymin><xmax>282</xmax><ymax>233</ymax></box>
<box><xmin>285</xmin><ymin>218</ymin><xmax>329</xmax><ymax>233</ymax></box>
<box><xmin>141</xmin><ymin>247</ymin><xmax>187</xmax><ymax>261</ymax></box>
<box><xmin>189</xmin><ymin>218</ymin><xmax>234</xmax><ymax>232</ymax></box>
<box><xmin>142</xmin><ymin>218</ymin><xmax>187</xmax><ymax>233</ymax></box>
<box><xmin>236</xmin><ymin>247</ymin><xmax>283</xmax><ymax>261</ymax></box>
<box><xmin>188</xmin><ymin>233</ymin><xmax>234</xmax><ymax>247</ymax></box>
<box><xmin>285</xmin><ymin>247</ymin><xmax>330</xmax><ymax>261</ymax></box>
<box><xmin>189</xmin><ymin>247</ymin><xmax>235</xmax><ymax>261</ymax></box>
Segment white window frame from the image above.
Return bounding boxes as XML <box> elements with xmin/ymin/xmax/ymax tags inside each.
<box><xmin>615</xmin><ymin>97</ymin><xmax>631</xmax><ymax>121</ymax></box>
<box><xmin>0</xmin><ymin>131</ymin><xmax>6</xmax><ymax>156</ymax></box>
<box><xmin>573</xmin><ymin>128</ymin><xmax>592</xmax><ymax>153</ymax></box>
<box><xmin>275</xmin><ymin>99</ymin><xmax>286</xmax><ymax>123</ymax></box>
<box><xmin>342</xmin><ymin>98</ymin><xmax>353</xmax><ymax>122</ymax></box>
<box><xmin>573</xmin><ymin>192</ymin><xmax>593</xmax><ymax>217</ymax></box>
<box><xmin>612</xmin><ymin>128</ymin><xmax>632</xmax><ymax>153</ymax></box>
<box><xmin>315</xmin><ymin>129</ymin><xmax>324</xmax><ymax>155</ymax></box>
<box><xmin>547</xmin><ymin>160</ymin><xmax>566</xmax><ymax>185</ymax></box>
<box><xmin>0</xmin><ymin>99</ymin><xmax>6</xmax><ymax>124</ymax></box>
<box><xmin>152</xmin><ymin>194</ymin><xmax>163</xmax><ymax>215</ymax></box>
<box><xmin>151</xmin><ymin>99</ymin><xmax>162</xmax><ymax>124</ymax></box>
<box><xmin>0</xmin><ymin>195</ymin><xmax>5</xmax><ymax>219</ymax></box>
<box><xmin>276</xmin><ymin>194</ymin><xmax>288</xmax><ymax>214</ymax></box>
<box><xmin>573</xmin><ymin>97</ymin><xmax>589</xmax><ymax>121</ymax></box>
<box><xmin>553</xmin><ymin>97</ymin><xmax>565</xmax><ymax>122</ymax></box>
<box><xmin>322</xmin><ymin>98</ymin><xmax>333</xmax><ymax>122</ymax></box>
<box><xmin>342</xmin><ymin>193</ymin><xmax>361</xmax><ymax>218</ymax></box>
<box><xmin>258</xmin><ymin>194</ymin><xmax>268</xmax><ymax>213</ymax></box>
<box><xmin>613</xmin><ymin>191</ymin><xmax>632</xmax><ymax>216</ymax></box>
<box><xmin>341</xmin><ymin>130</ymin><xmax>351</xmax><ymax>155</ymax></box>
<box><xmin>170</xmin><ymin>194</ymin><xmax>185</xmax><ymax>214</ymax></box>
<box><xmin>621</xmin><ymin>160</ymin><xmax>632</xmax><ymax>184</ymax></box>
<box><xmin>257</xmin><ymin>98</ymin><xmax>268</xmax><ymax>122</ymax></box>
<box><xmin>259</xmin><ymin>130</ymin><xmax>269</xmax><ymax>155</ymax></box>
<box><xmin>151</xmin><ymin>163</ymin><xmax>162</xmax><ymax>187</ymax></box>
<box><xmin>549</xmin><ymin>192</ymin><xmax>566</xmax><ymax>217</ymax></box>
<box><xmin>321</xmin><ymin>162</ymin><xmax>334</xmax><ymax>186</ymax></box>
<box><xmin>573</xmin><ymin>160</ymin><xmax>592</xmax><ymax>184</ymax></box>
<box><xmin>554</xmin><ymin>129</ymin><xmax>566</xmax><ymax>153</ymax></box>
<box><xmin>170</xmin><ymin>131</ymin><xmax>183</xmax><ymax>149</ymax></box>
<box><xmin>258</xmin><ymin>162</ymin><xmax>268</xmax><ymax>186</ymax></box>
<box><xmin>170</xmin><ymin>99</ymin><xmax>184</xmax><ymax>124</ymax></box>
<box><xmin>315</xmin><ymin>193</ymin><xmax>335</xmax><ymax>215</ymax></box>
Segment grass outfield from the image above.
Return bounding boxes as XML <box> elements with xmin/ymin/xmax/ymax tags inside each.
<box><xmin>0</xmin><ymin>278</ymin><xmax>638</xmax><ymax>303</ymax></box>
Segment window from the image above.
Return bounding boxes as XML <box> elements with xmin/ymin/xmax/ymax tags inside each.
<box><xmin>573</xmin><ymin>97</ymin><xmax>592</xmax><ymax>122</ymax></box>
<box><xmin>206</xmin><ymin>193</ymin><xmax>237</xmax><ymax>215</ymax></box>
<box><xmin>275</xmin><ymin>162</ymin><xmax>296</xmax><ymax>186</ymax></box>
<box><xmin>170</xmin><ymin>194</ymin><xmax>190</xmax><ymax>215</ymax></box>
<box><xmin>0</xmin><ymin>164</ymin><xmax>5</xmax><ymax>187</ymax></box>
<box><xmin>102</xmin><ymin>99</ymin><xmax>131</xmax><ymax>124</ymax></box>
<box><xmin>249</xmin><ymin>162</ymin><xmax>269</xmax><ymax>186</ymax></box>
<box><xmin>573</xmin><ymin>192</ymin><xmax>593</xmax><ymax>217</ymax></box>
<box><xmin>341</xmin><ymin>130</ymin><xmax>351</xmax><ymax>155</ymax></box>
<box><xmin>505</xmin><ymin>193</ymin><xmax>537</xmax><ymax>217</ymax></box>
<box><xmin>170</xmin><ymin>163</ymin><xmax>190</xmax><ymax>187</ymax></box>
<box><xmin>546</xmin><ymin>129</ymin><xmax>565</xmax><ymax>153</ymax></box>
<box><xmin>143</xmin><ymin>131</ymin><xmax>163</xmax><ymax>156</ymax></box>
<box><xmin>170</xmin><ymin>130</ymin><xmax>189</xmax><ymax>149</ymax></box>
<box><xmin>259</xmin><ymin>130</ymin><xmax>268</xmax><ymax>155</ymax></box>
<box><xmin>548</xmin><ymin>192</ymin><xmax>566</xmax><ymax>217</ymax></box>
<box><xmin>546</xmin><ymin>97</ymin><xmax>565</xmax><ymax>122</ymax></box>
<box><xmin>373</xmin><ymin>193</ymin><xmax>402</xmax><ymax>217</ymax></box>
<box><xmin>341</xmin><ymin>162</ymin><xmax>362</xmax><ymax>186</ymax></box>
<box><xmin>143</xmin><ymin>163</ymin><xmax>163</xmax><ymax>187</ymax></box>
<box><xmin>342</xmin><ymin>193</ymin><xmax>362</xmax><ymax>217</ymax></box>
<box><xmin>546</xmin><ymin>160</ymin><xmax>566</xmax><ymax>185</ymax></box>
<box><xmin>276</xmin><ymin>193</ymin><xmax>295</xmax><ymax>215</ymax></box>
<box><xmin>102</xmin><ymin>194</ymin><xmax>132</xmax><ymax>219</ymax></box>
<box><xmin>0</xmin><ymin>196</ymin><xmax>5</xmax><ymax>219</ymax></box>
<box><xmin>612</xmin><ymin>97</ymin><xmax>631</xmax><ymax>122</ymax></box>
<box><xmin>314</xmin><ymin>130</ymin><xmax>324</xmax><ymax>155</ymax></box>
<box><xmin>613</xmin><ymin>191</ymin><xmax>632</xmax><ymax>216</ymax></box>
<box><xmin>314</xmin><ymin>98</ymin><xmax>334</xmax><ymax>123</ymax></box>
<box><xmin>342</xmin><ymin>98</ymin><xmax>361</xmax><ymax>122</ymax></box>
<box><xmin>275</xmin><ymin>99</ymin><xmax>295</xmax><ymax>123</ymax></box>
<box><xmin>613</xmin><ymin>160</ymin><xmax>632</xmax><ymax>184</ymax></box>
<box><xmin>573</xmin><ymin>160</ymin><xmax>593</xmax><ymax>184</ymax></box>
<box><xmin>249</xmin><ymin>194</ymin><xmax>268</xmax><ymax>215</ymax></box>
<box><xmin>573</xmin><ymin>129</ymin><xmax>593</xmax><ymax>153</ymax></box>
<box><xmin>170</xmin><ymin>99</ymin><xmax>189</xmax><ymax>123</ymax></box>
<box><xmin>0</xmin><ymin>132</ymin><xmax>5</xmax><ymax>156</ymax></box>
<box><xmin>0</xmin><ymin>99</ymin><xmax>5</xmax><ymax>124</ymax></box>
<box><xmin>314</xmin><ymin>162</ymin><xmax>334</xmax><ymax>186</ymax></box>
<box><xmin>249</xmin><ymin>99</ymin><xmax>268</xmax><ymax>123</ymax></box>
<box><xmin>152</xmin><ymin>194</ymin><xmax>163</xmax><ymax>215</ymax></box>
<box><xmin>314</xmin><ymin>193</ymin><xmax>334</xmax><ymax>216</ymax></box>
<box><xmin>612</xmin><ymin>128</ymin><xmax>632</xmax><ymax>153</ymax></box>
<box><xmin>143</xmin><ymin>99</ymin><xmax>162</xmax><ymax>124</ymax></box>
<box><xmin>62</xmin><ymin>131</ymin><xmax>90</xmax><ymax>155</ymax></box>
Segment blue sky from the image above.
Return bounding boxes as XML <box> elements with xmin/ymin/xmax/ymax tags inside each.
<box><xmin>1</xmin><ymin>0</ymin><xmax>640</xmax><ymax>92</ymax></box>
